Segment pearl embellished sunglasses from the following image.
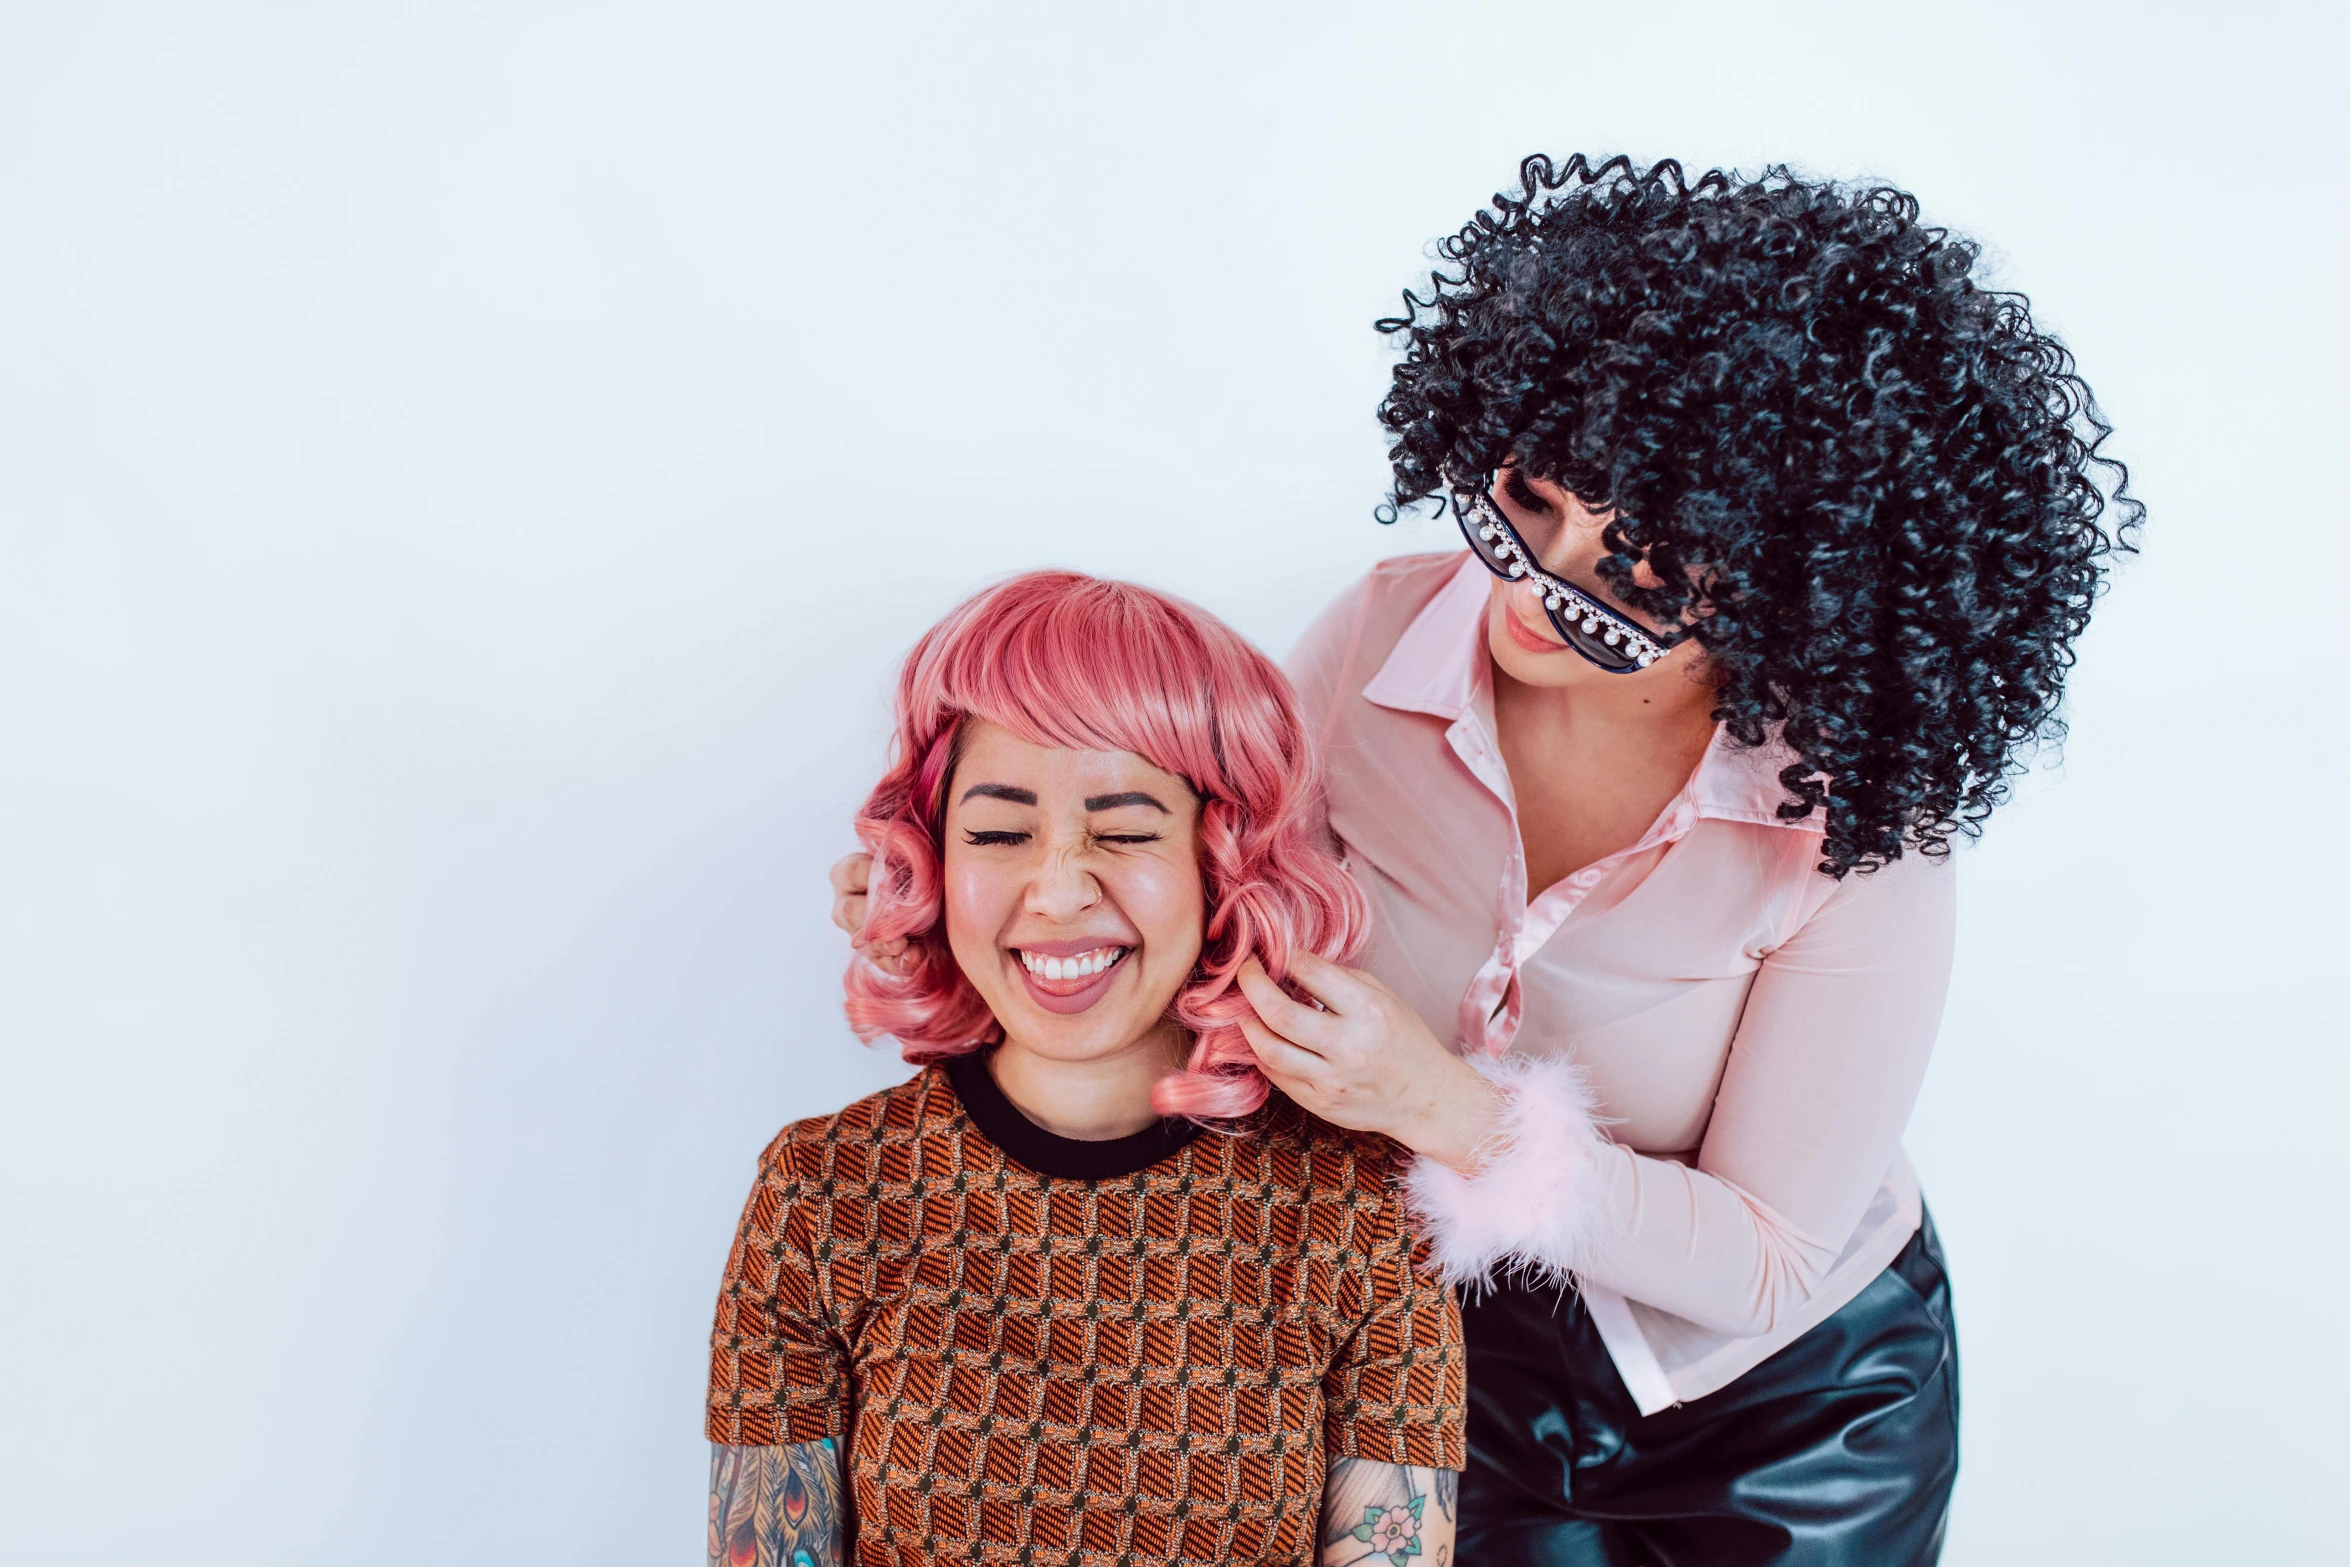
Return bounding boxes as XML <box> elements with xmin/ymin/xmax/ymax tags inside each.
<box><xmin>1450</xmin><ymin>478</ymin><xmax>1689</xmax><ymax>673</ymax></box>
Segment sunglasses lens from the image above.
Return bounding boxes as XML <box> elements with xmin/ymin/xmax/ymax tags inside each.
<box><xmin>1543</xmin><ymin>597</ymin><xmax>1643</xmax><ymax>670</ymax></box>
<box><xmin>1455</xmin><ymin>488</ymin><xmax>1668</xmax><ymax>673</ymax></box>
<box><xmin>1456</xmin><ymin>500</ymin><xmax>1528</xmax><ymax>579</ymax></box>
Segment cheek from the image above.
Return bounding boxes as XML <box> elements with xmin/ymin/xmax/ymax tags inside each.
<box><xmin>940</xmin><ymin>850</ymin><xmax>1017</xmax><ymax>964</ymax></box>
<box><xmin>1118</xmin><ymin>859</ymin><xmax>1206</xmax><ymax>968</ymax></box>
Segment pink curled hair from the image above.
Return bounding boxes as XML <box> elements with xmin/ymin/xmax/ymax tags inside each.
<box><xmin>842</xmin><ymin>570</ymin><xmax>1367</xmax><ymax>1120</ymax></box>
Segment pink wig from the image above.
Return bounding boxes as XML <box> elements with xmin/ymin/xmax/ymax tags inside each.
<box><xmin>843</xmin><ymin>570</ymin><xmax>1366</xmax><ymax>1120</ymax></box>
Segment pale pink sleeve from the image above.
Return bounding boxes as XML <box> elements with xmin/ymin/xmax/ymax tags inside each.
<box><xmin>1406</xmin><ymin>849</ymin><xmax>1957</xmax><ymax>1337</ymax></box>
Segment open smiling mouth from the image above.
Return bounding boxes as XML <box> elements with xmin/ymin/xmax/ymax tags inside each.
<box><xmin>1013</xmin><ymin>945</ymin><xmax>1133</xmax><ymax>1014</ymax></box>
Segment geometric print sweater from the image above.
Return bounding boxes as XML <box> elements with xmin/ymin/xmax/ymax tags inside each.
<box><xmin>705</xmin><ymin>1052</ymin><xmax>1465</xmax><ymax>1566</ymax></box>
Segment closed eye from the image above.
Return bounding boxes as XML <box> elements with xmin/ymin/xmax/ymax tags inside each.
<box><xmin>1095</xmin><ymin>833</ymin><xmax>1161</xmax><ymax>845</ymax></box>
<box><xmin>962</xmin><ymin>830</ymin><xmax>1030</xmax><ymax>846</ymax></box>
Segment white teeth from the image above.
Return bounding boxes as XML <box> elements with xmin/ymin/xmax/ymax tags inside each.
<box><xmin>1020</xmin><ymin>946</ymin><xmax>1126</xmax><ymax>980</ymax></box>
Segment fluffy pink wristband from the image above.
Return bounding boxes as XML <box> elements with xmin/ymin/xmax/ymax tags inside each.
<box><xmin>1401</xmin><ymin>1051</ymin><xmax>1614</xmax><ymax>1291</ymax></box>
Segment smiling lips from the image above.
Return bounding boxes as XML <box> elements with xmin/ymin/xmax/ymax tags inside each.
<box><xmin>1013</xmin><ymin>944</ymin><xmax>1133</xmax><ymax>1014</ymax></box>
<box><xmin>1501</xmin><ymin>598</ymin><xmax>1571</xmax><ymax>655</ymax></box>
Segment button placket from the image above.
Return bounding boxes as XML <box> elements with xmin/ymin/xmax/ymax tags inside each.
<box><xmin>1446</xmin><ymin>711</ymin><xmax>1712</xmax><ymax>1057</ymax></box>
<box><xmin>1448</xmin><ymin>718</ymin><xmax>1513</xmax><ymax>805</ymax></box>
<box><xmin>1490</xmin><ymin>790</ymin><xmax>1711</xmax><ymax>1053</ymax></box>
<box><xmin>1443</xmin><ymin>710</ymin><xmax>1528</xmax><ymax>1056</ymax></box>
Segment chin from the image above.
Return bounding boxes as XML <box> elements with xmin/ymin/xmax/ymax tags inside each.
<box><xmin>1000</xmin><ymin>1008</ymin><xmax>1169</xmax><ymax>1063</ymax></box>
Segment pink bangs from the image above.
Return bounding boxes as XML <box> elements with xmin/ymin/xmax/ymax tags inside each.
<box><xmin>843</xmin><ymin>570</ymin><xmax>1367</xmax><ymax>1120</ymax></box>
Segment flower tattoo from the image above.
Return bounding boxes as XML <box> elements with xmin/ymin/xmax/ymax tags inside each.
<box><xmin>1319</xmin><ymin>1457</ymin><xmax>1455</xmax><ymax>1566</ymax></box>
<box><xmin>1351</xmin><ymin>1496</ymin><xmax>1426</xmax><ymax>1559</ymax></box>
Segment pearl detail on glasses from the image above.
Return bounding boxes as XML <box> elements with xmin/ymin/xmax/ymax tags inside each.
<box><xmin>1460</xmin><ymin>488</ymin><xmax>1677</xmax><ymax>670</ymax></box>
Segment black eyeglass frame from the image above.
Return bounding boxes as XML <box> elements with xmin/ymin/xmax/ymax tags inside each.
<box><xmin>1450</xmin><ymin>480</ymin><xmax>1689</xmax><ymax>673</ymax></box>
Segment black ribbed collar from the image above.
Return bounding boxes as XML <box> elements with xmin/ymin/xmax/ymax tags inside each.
<box><xmin>942</xmin><ymin>1049</ymin><xmax>1202</xmax><ymax>1181</ymax></box>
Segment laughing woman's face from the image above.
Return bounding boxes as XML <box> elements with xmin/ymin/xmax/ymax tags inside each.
<box><xmin>941</xmin><ymin>719</ymin><xmax>1204</xmax><ymax>1069</ymax></box>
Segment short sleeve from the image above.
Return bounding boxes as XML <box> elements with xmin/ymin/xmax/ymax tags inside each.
<box><xmin>1321</xmin><ymin>1192</ymin><xmax>1466</xmax><ymax>1470</ymax></box>
<box><xmin>705</xmin><ymin>1138</ymin><xmax>851</xmax><ymax>1446</ymax></box>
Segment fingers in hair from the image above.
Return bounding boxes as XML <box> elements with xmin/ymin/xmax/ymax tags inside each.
<box><xmin>1281</xmin><ymin>950</ymin><xmax>1375</xmax><ymax>1015</ymax></box>
<box><xmin>1238</xmin><ymin>1013</ymin><xmax>1329</xmax><ymax>1093</ymax></box>
<box><xmin>1235</xmin><ymin>959</ymin><xmax>1341</xmax><ymax>1051</ymax></box>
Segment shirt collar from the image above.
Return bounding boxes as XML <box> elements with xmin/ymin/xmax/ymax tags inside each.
<box><xmin>1359</xmin><ymin>553</ymin><xmax>1492</xmax><ymax>721</ymax></box>
<box><xmin>1360</xmin><ymin>552</ymin><xmax>1821</xmax><ymax>834</ymax></box>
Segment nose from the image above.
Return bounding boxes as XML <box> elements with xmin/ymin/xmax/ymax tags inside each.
<box><xmin>1024</xmin><ymin>839</ymin><xmax>1101</xmax><ymax>921</ymax></box>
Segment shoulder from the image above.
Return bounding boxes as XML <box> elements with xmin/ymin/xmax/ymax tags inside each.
<box><xmin>1244</xmin><ymin>1098</ymin><xmax>1417</xmax><ymax>1229</ymax></box>
<box><xmin>1243</xmin><ymin>1105</ymin><xmax>1451</xmax><ymax>1333</ymax></box>
<box><xmin>1285</xmin><ymin>550</ymin><xmax>1467</xmax><ymax>700</ymax></box>
<box><xmin>755</xmin><ymin>1066</ymin><xmax>961</xmax><ymax>1181</ymax></box>
<box><xmin>735</xmin><ymin>1068</ymin><xmax>964</xmax><ymax>1268</ymax></box>
<box><xmin>1773</xmin><ymin>843</ymin><xmax>1960</xmax><ymax>960</ymax></box>
<box><xmin>1816</xmin><ymin>843</ymin><xmax>1958</xmax><ymax>918</ymax></box>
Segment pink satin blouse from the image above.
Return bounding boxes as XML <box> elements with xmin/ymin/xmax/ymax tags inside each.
<box><xmin>1287</xmin><ymin>551</ymin><xmax>1957</xmax><ymax>1412</ymax></box>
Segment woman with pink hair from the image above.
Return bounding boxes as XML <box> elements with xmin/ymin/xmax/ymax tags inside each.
<box><xmin>704</xmin><ymin>571</ymin><xmax>1464</xmax><ymax>1567</ymax></box>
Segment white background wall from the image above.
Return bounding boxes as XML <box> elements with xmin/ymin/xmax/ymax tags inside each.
<box><xmin>3</xmin><ymin>2</ymin><xmax>2342</xmax><ymax>1561</ymax></box>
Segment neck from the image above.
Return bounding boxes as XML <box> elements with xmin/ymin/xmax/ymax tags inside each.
<box><xmin>987</xmin><ymin>1024</ymin><xmax>1188</xmax><ymax>1141</ymax></box>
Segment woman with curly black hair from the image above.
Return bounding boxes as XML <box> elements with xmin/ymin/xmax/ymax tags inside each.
<box><xmin>1217</xmin><ymin>155</ymin><xmax>2139</xmax><ymax>1564</ymax></box>
<box><xmin>836</xmin><ymin>153</ymin><xmax>2135</xmax><ymax>1564</ymax></box>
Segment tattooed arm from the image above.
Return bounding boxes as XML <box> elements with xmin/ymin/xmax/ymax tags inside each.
<box><xmin>1318</xmin><ymin>1457</ymin><xmax>1459</xmax><ymax>1566</ymax></box>
<box><xmin>707</xmin><ymin>1441</ymin><xmax>846</xmax><ymax>1567</ymax></box>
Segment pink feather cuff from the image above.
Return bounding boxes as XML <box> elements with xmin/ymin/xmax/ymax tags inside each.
<box><xmin>1401</xmin><ymin>1051</ymin><xmax>1614</xmax><ymax>1291</ymax></box>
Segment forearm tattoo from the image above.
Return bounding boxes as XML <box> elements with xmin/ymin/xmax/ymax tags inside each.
<box><xmin>1319</xmin><ymin>1457</ymin><xmax>1460</xmax><ymax>1566</ymax></box>
<box><xmin>707</xmin><ymin>1440</ymin><xmax>844</xmax><ymax>1567</ymax></box>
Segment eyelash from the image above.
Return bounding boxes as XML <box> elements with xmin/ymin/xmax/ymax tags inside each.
<box><xmin>959</xmin><ymin>831</ymin><xmax>1161</xmax><ymax>847</ymax></box>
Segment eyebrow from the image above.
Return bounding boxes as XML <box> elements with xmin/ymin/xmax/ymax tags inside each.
<box><xmin>955</xmin><ymin>784</ymin><xmax>1171</xmax><ymax>814</ymax></box>
<box><xmin>1084</xmin><ymin>791</ymin><xmax>1170</xmax><ymax>814</ymax></box>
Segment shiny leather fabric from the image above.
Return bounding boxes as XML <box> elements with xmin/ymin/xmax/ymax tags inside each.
<box><xmin>1459</xmin><ymin>1212</ymin><xmax>1959</xmax><ymax>1566</ymax></box>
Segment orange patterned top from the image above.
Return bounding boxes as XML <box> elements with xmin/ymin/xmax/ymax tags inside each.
<box><xmin>706</xmin><ymin>1053</ymin><xmax>1465</xmax><ymax>1566</ymax></box>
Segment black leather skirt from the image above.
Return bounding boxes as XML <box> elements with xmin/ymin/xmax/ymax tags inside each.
<box><xmin>1458</xmin><ymin>1211</ymin><xmax>1960</xmax><ymax>1566</ymax></box>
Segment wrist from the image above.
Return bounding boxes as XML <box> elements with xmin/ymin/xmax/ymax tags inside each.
<box><xmin>1398</xmin><ymin>1050</ymin><xmax>1613</xmax><ymax>1289</ymax></box>
<box><xmin>1396</xmin><ymin>1052</ymin><xmax>1504</xmax><ymax>1174</ymax></box>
